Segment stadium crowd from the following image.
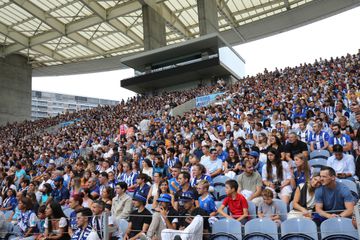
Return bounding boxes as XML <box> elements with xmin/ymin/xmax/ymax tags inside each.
<box><xmin>0</xmin><ymin>50</ymin><xmax>359</xmax><ymax>239</ymax></box>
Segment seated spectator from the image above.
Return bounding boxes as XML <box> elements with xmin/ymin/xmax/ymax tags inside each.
<box><xmin>91</xmin><ymin>200</ymin><xmax>114</xmax><ymax>239</ymax></box>
<box><xmin>133</xmin><ymin>173</ymin><xmax>151</xmax><ymax>198</ymax></box>
<box><xmin>190</xmin><ymin>164</ymin><xmax>212</xmax><ymax>188</ymax></box>
<box><xmin>196</xmin><ymin>180</ymin><xmax>217</xmax><ymax>216</ymax></box>
<box><xmin>141</xmin><ymin>158</ymin><xmax>153</xmax><ymax>179</ymax></box>
<box><xmin>284</xmin><ymin>132</ymin><xmax>309</xmax><ymax>161</ymax></box>
<box><xmin>258</xmin><ymin>189</ymin><xmax>281</xmax><ymax>224</ymax></box>
<box><xmin>292</xmin><ymin>153</ymin><xmax>311</xmax><ymax>187</ymax></box>
<box><xmin>288</xmin><ymin>173</ymin><xmax>321</xmax><ymax>219</ymax></box>
<box><xmin>166</xmin><ymin>147</ymin><xmax>179</xmax><ymax>169</ymax></box>
<box><xmin>101</xmin><ymin>186</ymin><xmax>114</xmax><ymax>205</ymax></box>
<box><xmin>247</xmin><ymin>151</ymin><xmax>264</xmax><ymax>175</ymax></box>
<box><xmin>216</xmin><ymin>143</ymin><xmax>228</xmax><ymax>162</ymax></box>
<box><xmin>223</xmin><ymin>147</ymin><xmax>242</xmax><ymax>176</ymax></box>
<box><xmin>153</xmin><ymin>179</ymin><xmax>175</xmax><ymax>210</ymax></box>
<box><xmin>177</xmin><ymin>193</ymin><xmax>210</xmax><ymax>234</ymax></box>
<box><xmin>36</xmin><ymin>205</ymin><xmax>46</xmax><ymax>235</ymax></box>
<box><xmin>309</xmin><ymin>122</ymin><xmax>330</xmax><ymax>152</ymax></box>
<box><xmin>68</xmin><ymin>194</ymin><xmax>84</xmax><ymax>236</ymax></box>
<box><xmin>218</xmin><ymin>180</ymin><xmax>249</xmax><ymax>224</ymax></box>
<box><xmin>71</xmin><ymin>208</ymin><xmax>100</xmax><ymax>240</ymax></box>
<box><xmin>314</xmin><ymin>166</ymin><xmax>355</xmax><ymax>224</ymax></box>
<box><xmin>87</xmin><ymin>178</ymin><xmax>100</xmax><ymax>199</ymax></box>
<box><xmin>147</xmin><ymin>172</ymin><xmax>162</xmax><ymax>204</ymax></box>
<box><xmin>119</xmin><ymin>162</ymin><xmax>138</xmax><ymax>191</ymax></box>
<box><xmin>51</xmin><ymin>176</ymin><xmax>70</xmax><ymax>206</ymax></box>
<box><xmin>175</xmin><ymin>172</ymin><xmax>199</xmax><ymax>210</ymax></box>
<box><xmin>39</xmin><ymin>201</ymin><xmax>70</xmax><ymax>240</ymax></box>
<box><xmin>262</xmin><ymin>148</ymin><xmax>293</xmax><ymax>204</ymax></box>
<box><xmin>297</xmin><ymin>121</ymin><xmax>312</xmax><ymax>145</ymax></box>
<box><xmin>1</xmin><ymin>189</ymin><xmax>17</xmax><ymax>219</ymax></box>
<box><xmin>327</xmin><ymin>144</ymin><xmax>356</xmax><ymax>181</ymax></box>
<box><xmin>153</xmin><ymin>155</ymin><xmax>169</xmax><ymax>179</ymax></box>
<box><xmin>146</xmin><ymin>194</ymin><xmax>178</xmax><ymax>240</ymax></box>
<box><xmin>112</xmin><ymin>182</ymin><xmax>132</xmax><ymax>221</ymax></box>
<box><xmin>329</xmin><ymin>123</ymin><xmax>353</xmax><ymax>153</ymax></box>
<box><xmin>237</xmin><ymin>160</ymin><xmax>262</xmax><ymax>206</ymax></box>
<box><xmin>168</xmin><ymin>163</ymin><xmax>181</xmax><ymax>194</ymax></box>
<box><xmin>124</xmin><ymin>193</ymin><xmax>152</xmax><ymax>239</ymax></box>
<box><xmin>200</xmin><ymin>148</ymin><xmax>223</xmax><ymax>178</ymax></box>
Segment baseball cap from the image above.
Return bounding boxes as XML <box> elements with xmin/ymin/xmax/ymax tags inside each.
<box><xmin>157</xmin><ymin>194</ymin><xmax>172</xmax><ymax>203</ymax></box>
<box><xmin>179</xmin><ymin>192</ymin><xmax>195</xmax><ymax>202</ymax></box>
<box><xmin>248</xmin><ymin>151</ymin><xmax>259</xmax><ymax>158</ymax></box>
<box><xmin>132</xmin><ymin>193</ymin><xmax>147</xmax><ymax>203</ymax></box>
<box><xmin>54</xmin><ymin>176</ymin><xmax>63</xmax><ymax>182</ymax></box>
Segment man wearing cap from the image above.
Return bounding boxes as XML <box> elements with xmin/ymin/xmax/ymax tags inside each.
<box><xmin>145</xmin><ymin>194</ymin><xmax>178</xmax><ymax>240</ymax></box>
<box><xmin>51</xmin><ymin>176</ymin><xmax>70</xmax><ymax>205</ymax></box>
<box><xmin>124</xmin><ymin>193</ymin><xmax>152</xmax><ymax>240</ymax></box>
<box><xmin>247</xmin><ymin>151</ymin><xmax>264</xmax><ymax>175</ymax></box>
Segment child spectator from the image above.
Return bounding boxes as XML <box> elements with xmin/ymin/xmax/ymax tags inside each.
<box><xmin>168</xmin><ymin>163</ymin><xmax>181</xmax><ymax>194</ymax></box>
<box><xmin>218</xmin><ymin>180</ymin><xmax>248</xmax><ymax>223</ymax></box>
<box><xmin>258</xmin><ymin>189</ymin><xmax>281</xmax><ymax>224</ymax></box>
<box><xmin>196</xmin><ymin>180</ymin><xmax>217</xmax><ymax>216</ymax></box>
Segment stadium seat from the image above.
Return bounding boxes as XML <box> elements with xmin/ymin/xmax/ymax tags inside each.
<box><xmin>336</xmin><ymin>179</ymin><xmax>359</xmax><ymax>197</ymax></box>
<box><xmin>289</xmin><ymin>201</ymin><xmax>293</xmax><ymax>211</ymax></box>
<box><xmin>281</xmin><ymin>218</ymin><xmax>318</xmax><ymax>240</ymax></box>
<box><xmin>117</xmin><ymin>219</ymin><xmax>129</xmax><ymax>238</ymax></box>
<box><xmin>310</xmin><ymin>150</ymin><xmax>330</xmax><ymax>160</ymax></box>
<box><xmin>214</xmin><ymin>185</ymin><xmax>227</xmax><ymax>201</ymax></box>
<box><xmin>213</xmin><ymin>175</ymin><xmax>231</xmax><ymax>187</ymax></box>
<box><xmin>308</xmin><ymin>158</ymin><xmax>327</xmax><ymax>172</ymax></box>
<box><xmin>212</xmin><ymin>218</ymin><xmax>242</xmax><ymax>240</ymax></box>
<box><xmin>320</xmin><ymin>217</ymin><xmax>358</xmax><ymax>240</ymax></box>
<box><xmin>273</xmin><ymin>199</ymin><xmax>288</xmax><ymax>222</ymax></box>
<box><xmin>63</xmin><ymin>207</ymin><xmax>73</xmax><ymax>218</ymax></box>
<box><xmin>244</xmin><ymin>218</ymin><xmax>279</xmax><ymax>240</ymax></box>
<box><xmin>145</xmin><ymin>204</ymin><xmax>154</xmax><ymax>213</ymax></box>
<box><xmin>247</xmin><ymin>200</ymin><xmax>257</xmax><ymax>220</ymax></box>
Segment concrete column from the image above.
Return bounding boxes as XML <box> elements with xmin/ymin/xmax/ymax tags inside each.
<box><xmin>197</xmin><ymin>0</ymin><xmax>219</xmax><ymax>35</ymax></box>
<box><xmin>0</xmin><ymin>54</ymin><xmax>32</xmax><ymax>125</ymax></box>
<box><xmin>142</xmin><ymin>5</ymin><xmax>166</xmax><ymax>51</ymax></box>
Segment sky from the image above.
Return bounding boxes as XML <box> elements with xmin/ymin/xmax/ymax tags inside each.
<box><xmin>32</xmin><ymin>6</ymin><xmax>360</xmax><ymax>101</ymax></box>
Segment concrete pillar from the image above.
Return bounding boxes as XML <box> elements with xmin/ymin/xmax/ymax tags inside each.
<box><xmin>142</xmin><ymin>5</ymin><xmax>166</xmax><ymax>51</ymax></box>
<box><xmin>197</xmin><ymin>0</ymin><xmax>219</xmax><ymax>35</ymax></box>
<box><xmin>0</xmin><ymin>54</ymin><xmax>32</xmax><ymax>125</ymax></box>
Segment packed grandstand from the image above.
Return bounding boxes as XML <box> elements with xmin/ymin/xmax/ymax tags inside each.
<box><xmin>0</xmin><ymin>50</ymin><xmax>359</xmax><ymax>239</ymax></box>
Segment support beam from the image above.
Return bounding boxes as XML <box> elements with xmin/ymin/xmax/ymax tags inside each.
<box><xmin>141</xmin><ymin>0</ymin><xmax>192</xmax><ymax>38</ymax></box>
<box><xmin>4</xmin><ymin>0</ymin><xmax>142</xmax><ymax>56</ymax></box>
<box><xmin>217</xmin><ymin>0</ymin><xmax>245</xmax><ymax>41</ymax></box>
<box><xmin>284</xmin><ymin>0</ymin><xmax>291</xmax><ymax>10</ymax></box>
<box><xmin>142</xmin><ymin>4</ymin><xmax>166</xmax><ymax>50</ymax></box>
<box><xmin>197</xmin><ymin>0</ymin><xmax>219</xmax><ymax>35</ymax></box>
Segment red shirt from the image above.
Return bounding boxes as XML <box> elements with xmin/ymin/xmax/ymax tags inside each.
<box><xmin>222</xmin><ymin>193</ymin><xmax>248</xmax><ymax>218</ymax></box>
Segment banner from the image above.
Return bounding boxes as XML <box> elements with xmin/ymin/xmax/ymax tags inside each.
<box><xmin>195</xmin><ymin>92</ymin><xmax>224</xmax><ymax>108</ymax></box>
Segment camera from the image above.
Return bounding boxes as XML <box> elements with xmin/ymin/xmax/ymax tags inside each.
<box><xmin>274</xmin><ymin>181</ymin><xmax>281</xmax><ymax>193</ymax></box>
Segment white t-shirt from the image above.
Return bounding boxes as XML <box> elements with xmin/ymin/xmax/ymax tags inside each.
<box><xmin>261</xmin><ymin>161</ymin><xmax>292</xmax><ymax>183</ymax></box>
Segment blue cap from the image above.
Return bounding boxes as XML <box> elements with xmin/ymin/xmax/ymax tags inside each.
<box><xmin>157</xmin><ymin>194</ymin><xmax>172</xmax><ymax>203</ymax></box>
<box><xmin>248</xmin><ymin>151</ymin><xmax>259</xmax><ymax>158</ymax></box>
<box><xmin>54</xmin><ymin>176</ymin><xmax>63</xmax><ymax>182</ymax></box>
<box><xmin>132</xmin><ymin>193</ymin><xmax>147</xmax><ymax>203</ymax></box>
<box><xmin>179</xmin><ymin>192</ymin><xmax>195</xmax><ymax>202</ymax></box>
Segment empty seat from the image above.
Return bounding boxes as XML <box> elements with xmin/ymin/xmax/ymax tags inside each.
<box><xmin>212</xmin><ymin>218</ymin><xmax>242</xmax><ymax>240</ymax></box>
<box><xmin>281</xmin><ymin>218</ymin><xmax>318</xmax><ymax>240</ymax></box>
<box><xmin>118</xmin><ymin>219</ymin><xmax>129</xmax><ymax>238</ymax></box>
<box><xmin>244</xmin><ymin>218</ymin><xmax>279</xmax><ymax>240</ymax></box>
<box><xmin>320</xmin><ymin>217</ymin><xmax>358</xmax><ymax>240</ymax></box>
<box><xmin>272</xmin><ymin>199</ymin><xmax>288</xmax><ymax>222</ymax></box>
<box><xmin>308</xmin><ymin>158</ymin><xmax>327</xmax><ymax>172</ymax></box>
<box><xmin>310</xmin><ymin>150</ymin><xmax>330</xmax><ymax>160</ymax></box>
<box><xmin>247</xmin><ymin>200</ymin><xmax>257</xmax><ymax>220</ymax></box>
<box><xmin>214</xmin><ymin>185</ymin><xmax>227</xmax><ymax>201</ymax></box>
<box><xmin>336</xmin><ymin>179</ymin><xmax>359</xmax><ymax>198</ymax></box>
<box><xmin>213</xmin><ymin>175</ymin><xmax>231</xmax><ymax>187</ymax></box>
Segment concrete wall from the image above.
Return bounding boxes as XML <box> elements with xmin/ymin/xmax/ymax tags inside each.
<box><xmin>0</xmin><ymin>54</ymin><xmax>32</xmax><ymax>125</ymax></box>
<box><xmin>170</xmin><ymin>98</ymin><xmax>196</xmax><ymax>117</ymax></box>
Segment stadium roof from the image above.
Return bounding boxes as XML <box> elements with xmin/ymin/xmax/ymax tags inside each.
<box><xmin>0</xmin><ymin>0</ymin><xmax>359</xmax><ymax>76</ymax></box>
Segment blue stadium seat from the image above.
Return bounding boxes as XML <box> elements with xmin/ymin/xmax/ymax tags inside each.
<box><xmin>145</xmin><ymin>204</ymin><xmax>154</xmax><ymax>213</ymax></box>
<box><xmin>273</xmin><ymin>199</ymin><xmax>288</xmax><ymax>222</ymax></box>
<box><xmin>213</xmin><ymin>175</ymin><xmax>231</xmax><ymax>187</ymax></box>
<box><xmin>244</xmin><ymin>218</ymin><xmax>279</xmax><ymax>240</ymax></box>
<box><xmin>212</xmin><ymin>218</ymin><xmax>242</xmax><ymax>240</ymax></box>
<box><xmin>117</xmin><ymin>219</ymin><xmax>128</xmax><ymax>238</ymax></box>
<box><xmin>247</xmin><ymin>200</ymin><xmax>257</xmax><ymax>220</ymax></box>
<box><xmin>214</xmin><ymin>185</ymin><xmax>227</xmax><ymax>201</ymax></box>
<box><xmin>308</xmin><ymin>158</ymin><xmax>327</xmax><ymax>172</ymax></box>
<box><xmin>336</xmin><ymin>179</ymin><xmax>358</xmax><ymax>198</ymax></box>
<box><xmin>320</xmin><ymin>217</ymin><xmax>358</xmax><ymax>240</ymax></box>
<box><xmin>281</xmin><ymin>218</ymin><xmax>318</xmax><ymax>240</ymax></box>
<box><xmin>310</xmin><ymin>150</ymin><xmax>330</xmax><ymax>160</ymax></box>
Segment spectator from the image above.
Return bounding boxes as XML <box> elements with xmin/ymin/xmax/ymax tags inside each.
<box><xmin>174</xmin><ymin>171</ymin><xmax>199</xmax><ymax>210</ymax></box>
<box><xmin>329</xmin><ymin>123</ymin><xmax>353</xmax><ymax>153</ymax></box>
<box><xmin>284</xmin><ymin>132</ymin><xmax>309</xmax><ymax>161</ymax></box>
<box><xmin>71</xmin><ymin>207</ymin><xmax>100</xmax><ymax>240</ymax></box>
<box><xmin>133</xmin><ymin>173</ymin><xmax>150</xmax><ymax>198</ymax></box>
<box><xmin>224</xmin><ymin>147</ymin><xmax>242</xmax><ymax>176</ymax></box>
<box><xmin>146</xmin><ymin>194</ymin><xmax>178</xmax><ymax>240</ymax></box>
<box><xmin>200</xmin><ymin>148</ymin><xmax>223</xmax><ymax>178</ymax></box>
<box><xmin>91</xmin><ymin>200</ymin><xmax>114</xmax><ymax>239</ymax></box>
<box><xmin>52</xmin><ymin>176</ymin><xmax>70</xmax><ymax>206</ymax></box>
<box><xmin>124</xmin><ymin>193</ymin><xmax>152</xmax><ymax>240</ymax></box>
<box><xmin>315</xmin><ymin>166</ymin><xmax>354</xmax><ymax>224</ymax></box>
<box><xmin>262</xmin><ymin>148</ymin><xmax>293</xmax><ymax>204</ymax></box>
<box><xmin>218</xmin><ymin>180</ymin><xmax>249</xmax><ymax>223</ymax></box>
<box><xmin>196</xmin><ymin>180</ymin><xmax>217</xmax><ymax>216</ymax></box>
<box><xmin>247</xmin><ymin>151</ymin><xmax>264</xmax><ymax>175</ymax></box>
<box><xmin>327</xmin><ymin>144</ymin><xmax>356</xmax><ymax>181</ymax></box>
<box><xmin>190</xmin><ymin>164</ymin><xmax>212</xmax><ymax>188</ymax></box>
<box><xmin>112</xmin><ymin>182</ymin><xmax>132</xmax><ymax>221</ymax></box>
<box><xmin>40</xmin><ymin>201</ymin><xmax>70</xmax><ymax>240</ymax></box>
<box><xmin>153</xmin><ymin>179</ymin><xmax>175</xmax><ymax>210</ymax></box>
<box><xmin>168</xmin><ymin>163</ymin><xmax>181</xmax><ymax>194</ymax></box>
<box><xmin>288</xmin><ymin>173</ymin><xmax>321</xmax><ymax>219</ymax></box>
<box><xmin>292</xmin><ymin>153</ymin><xmax>311</xmax><ymax>187</ymax></box>
<box><xmin>119</xmin><ymin>162</ymin><xmax>138</xmax><ymax>191</ymax></box>
<box><xmin>257</xmin><ymin>189</ymin><xmax>281</xmax><ymax>224</ymax></box>
<box><xmin>237</xmin><ymin>160</ymin><xmax>262</xmax><ymax>205</ymax></box>
<box><xmin>68</xmin><ymin>194</ymin><xmax>84</xmax><ymax>236</ymax></box>
<box><xmin>147</xmin><ymin>172</ymin><xmax>162</xmax><ymax>204</ymax></box>
<box><xmin>309</xmin><ymin>122</ymin><xmax>330</xmax><ymax>152</ymax></box>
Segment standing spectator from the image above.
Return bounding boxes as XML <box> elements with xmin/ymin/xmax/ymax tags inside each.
<box><xmin>218</xmin><ymin>180</ymin><xmax>249</xmax><ymax>223</ymax></box>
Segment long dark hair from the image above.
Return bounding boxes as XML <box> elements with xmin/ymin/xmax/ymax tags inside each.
<box><xmin>157</xmin><ymin>179</ymin><xmax>170</xmax><ymax>196</ymax></box>
<box><xmin>266</xmin><ymin>148</ymin><xmax>283</xmax><ymax>182</ymax></box>
<box><xmin>46</xmin><ymin>201</ymin><xmax>68</xmax><ymax>235</ymax></box>
<box><xmin>225</xmin><ymin>147</ymin><xmax>240</xmax><ymax>164</ymax></box>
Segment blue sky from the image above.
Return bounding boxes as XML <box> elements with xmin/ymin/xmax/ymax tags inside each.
<box><xmin>33</xmin><ymin>6</ymin><xmax>360</xmax><ymax>101</ymax></box>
